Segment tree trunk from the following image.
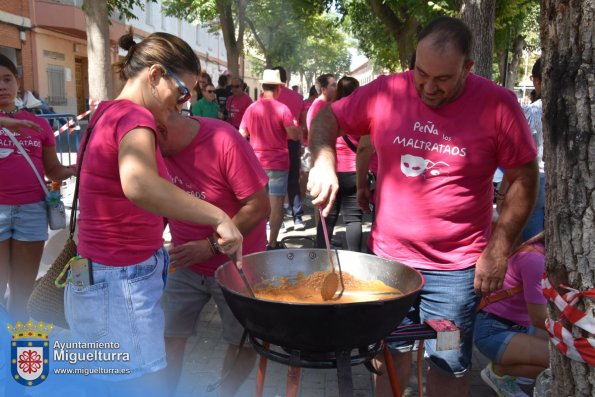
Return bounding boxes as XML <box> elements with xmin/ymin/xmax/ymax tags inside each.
<box><xmin>83</xmin><ymin>0</ymin><xmax>112</xmax><ymax>100</ymax></box>
<box><xmin>541</xmin><ymin>0</ymin><xmax>595</xmax><ymax>396</ymax></box>
<box><xmin>216</xmin><ymin>0</ymin><xmax>246</xmax><ymax>78</ymax></box>
<box><xmin>459</xmin><ymin>0</ymin><xmax>497</xmax><ymax>79</ymax></box>
<box><xmin>505</xmin><ymin>34</ymin><xmax>525</xmax><ymax>90</ymax></box>
<box><xmin>367</xmin><ymin>0</ymin><xmax>415</xmax><ymax>71</ymax></box>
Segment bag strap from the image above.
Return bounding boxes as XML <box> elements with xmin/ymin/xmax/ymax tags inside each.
<box><xmin>3</xmin><ymin>128</ymin><xmax>50</xmax><ymax>196</ymax></box>
<box><xmin>342</xmin><ymin>135</ymin><xmax>358</xmax><ymax>153</ymax></box>
<box><xmin>68</xmin><ymin>101</ymin><xmax>112</xmax><ymax>239</ymax></box>
<box><xmin>477</xmin><ymin>284</ymin><xmax>523</xmax><ymax>311</ymax></box>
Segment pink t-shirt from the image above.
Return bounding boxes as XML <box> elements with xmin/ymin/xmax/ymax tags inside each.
<box><xmin>306</xmin><ymin>97</ymin><xmax>327</xmax><ymax>132</ymax></box>
<box><xmin>0</xmin><ymin>111</ymin><xmax>56</xmax><ymax>204</ymax></box>
<box><xmin>484</xmin><ymin>243</ymin><xmax>546</xmax><ymax>327</ymax></box>
<box><xmin>240</xmin><ymin>98</ymin><xmax>294</xmax><ymax>171</ymax></box>
<box><xmin>277</xmin><ymin>86</ymin><xmax>304</xmax><ymax>126</ymax></box>
<box><xmin>226</xmin><ymin>93</ymin><xmax>253</xmax><ymax>129</ymax></box>
<box><xmin>165</xmin><ymin>117</ymin><xmax>268</xmax><ymax>276</ymax></box>
<box><xmin>332</xmin><ymin>71</ymin><xmax>537</xmax><ymax>270</ymax></box>
<box><xmin>302</xmin><ymin>98</ymin><xmax>315</xmax><ymax>145</ymax></box>
<box><xmin>77</xmin><ymin>100</ymin><xmax>169</xmax><ymax>266</ymax></box>
<box><xmin>336</xmin><ymin>134</ymin><xmax>358</xmax><ymax>173</ymax></box>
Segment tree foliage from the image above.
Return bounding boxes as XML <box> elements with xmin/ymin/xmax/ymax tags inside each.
<box><xmin>244</xmin><ymin>1</ymin><xmax>351</xmax><ymax>81</ymax></box>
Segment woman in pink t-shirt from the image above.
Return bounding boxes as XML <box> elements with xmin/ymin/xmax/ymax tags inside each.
<box><xmin>474</xmin><ymin>232</ymin><xmax>548</xmax><ymax>396</ymax></box>
<box><xmin>158</xmin><ymin>113</ymin><xmax>269</xmax><ymax>395</ymax></box>
<box><xmin>315</xmin><ymin>76</ymin><xmax>365</xmax><ymax>252</ymax></box>
<box><xmin>0</xmin><ymin>54</ymin><xmax>76</xmax><ymax>321</ymax></box>
<box><xmin>64</xmin><ymin>32</ymin><xmax>242</xmax><ymax>393</ymax></box>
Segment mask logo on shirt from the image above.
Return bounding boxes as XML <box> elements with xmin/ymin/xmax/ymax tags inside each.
<box><xmin>0</xmin><ymin>148</ymin><xmax>14</xmax><ymax>158</ymax></box>
<box><xmin>401</xmin><ymin>154</ymin><xmax>450</xmax><ymax>178</ymax></box>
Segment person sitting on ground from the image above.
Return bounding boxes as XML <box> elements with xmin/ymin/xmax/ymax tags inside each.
<box><xmin>158</xmin><ymin>111</ymin><xmax>269</xmax><ymax>397</ymax></box>
<box><xmin>474</xmin><ymin>232</ymin><xmax>548</xmax><ymax>397</ymax></box>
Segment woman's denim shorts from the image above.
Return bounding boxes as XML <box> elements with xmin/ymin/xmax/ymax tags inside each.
<box><xmin>0</xmin><ymin>201</ymin><xmax>48</xmax><ymax>241</ymax></box>
<box><xmin>65</xmin><ymin>247</ymin><xmax>169</xmax><ymax>380</ymax></box>
<box><xmin>265</xmin><ymin>169</ymin><xmax>289</xmax><ymax>196</ymax></box>
<box><xmin>474</xmin><ymin>310</ymin><xmax>534</xmax><ymax>363</ymax></box>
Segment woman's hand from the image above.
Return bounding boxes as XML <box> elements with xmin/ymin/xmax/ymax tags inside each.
<box><xmin>214</xmin><ymin>214</ymin><xmax>243</xmax><ymax>263</ymax></box>
<box><xmin>0</xmin><ymin>117</ymin><xmax>43</xmax><ymax>134</ymax></box>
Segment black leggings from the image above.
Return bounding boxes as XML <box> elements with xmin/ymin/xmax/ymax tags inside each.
<box><xmin>316</xmin><ymin>172</ymin><xmax>363</xmax><ymax>251</ymax></box>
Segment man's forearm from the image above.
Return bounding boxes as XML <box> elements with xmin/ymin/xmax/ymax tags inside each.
<box><xmin>308</xmin><ymin>105</ymin><xmax>339</xmax><ymax>167</ymax></box>
<box><xmin>491</xmin><ymin>161</ymin><xmax>539</xmax><ymax>253</ymax></box>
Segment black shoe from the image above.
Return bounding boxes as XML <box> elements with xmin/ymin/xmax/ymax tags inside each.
<box><xmin>266</xmin><ymin>243</ymin><xmax>284</xmax><ymax>250</ymax></box>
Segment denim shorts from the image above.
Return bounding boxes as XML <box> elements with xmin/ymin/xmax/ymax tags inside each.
<box><xmin>0</xmin><ymin>201</ymin><xmax>48</xmax><ymax>241</ymax></box>
<box><xmin>388</xmin><ymin>266</ymin><xmax>479</xmax><ymax>377</ymax></box>
<box><xmin>162</xmin><ymin>268</ymin><xmax>245</xmax><ymax>345</ymax></box>
<box><xmin>64</xmin><ymin>247</ymin><xmax>169</xmax><ymax>380</ymax></box>
<box><xmin>265</xmin><ymin>169</ymin><xmax>289</xmax><ymax>196</ymax></box>
<box><xmin>474</xmin><ymin>310</ymin><xmax>534</xmax><ymax>363</ymax></box>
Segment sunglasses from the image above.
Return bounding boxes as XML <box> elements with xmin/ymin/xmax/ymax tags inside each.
<box><xmin>206</xmin><ymin>90</ymin><xmax>214</xmax><ymax>93</ymax></box>
<box><xmin>164</xmin><ymin>68</ymin><xmax>192</xmax><ymax>104</ymax></box>
<box><xmin>231</xmin><ymin>84</ymin><xmax>241</xmax><ymax>88</ymax></box>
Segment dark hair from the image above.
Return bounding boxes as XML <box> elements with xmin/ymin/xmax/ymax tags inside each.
<box><xmin>308</xmin><ymin>85</ymin><xmax>318</xmax><ymax>97</ymax></box>
<box><xmin>218</xmin><ymin>74</ymin><xmax>228</xmax><ymax>87</ymax></box>
<box><xmin>315</xmin><ymin>73</ymin><xmax>335</xmax><ymax>93</ymax></box>
<box><xmin>0</xmin><ymin>54</ymin><xmax>18</xmax><ymax>77</ymax></box>
<box><xmin>231</xmin><ymin>77</ymin><xmax>244</xmax><ymax>86</ymax></box>
<box><xmin>272</xmin><ymin>66</ymin><xmax>287</xmax><ymax>83</ymax></box>
<box><xmin>531</xmin><ymin>58</ymin><xmax>542</xmax><ymax>81</ymax></box>
<box><xmin>262</xmin><ymin>83</ymin><xmax>281</xmax><ymax>92</ymax></box>
<box><xmin>334</xmin><ymin>76</ymin><xmax>359</xmax><ymax>101</ymax></box>
<box><xmin>114</xmin><ymin>30</ymin><xmax>200</xmax><ymax>81</ymax></box>
<box><xmin>417</xmin><ymin>17</ymin><xmax>472</xmax><ymax>60</ymax></box>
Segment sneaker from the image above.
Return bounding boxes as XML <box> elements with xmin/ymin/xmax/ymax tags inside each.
<box><xmin>293</xmin><ymin>218</ymin><xmax>306</xmax><ymax>231</ymax></box>
<box><xmin>516</xmin><ymin>376</ymin><xmax>535</xmax><ymax>386</ymax></box>
<box><xmin>481</xmin><ymin>362</ymin><xmax>529</xmax><ymax>397</ymax></box>
<box><xmin>284</xmin><ymin>206</ymin><xmax>293</xmax><ymax>218</ymax></box>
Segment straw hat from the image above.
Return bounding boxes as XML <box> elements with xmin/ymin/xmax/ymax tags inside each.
<box><xmin>260</xmin><ymin>69</ymin><xmax>284</xmax><ymax>85</ymax></box>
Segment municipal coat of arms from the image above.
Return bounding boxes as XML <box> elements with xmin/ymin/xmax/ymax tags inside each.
<box><xmin>8</xmin><ymin>320</ymin><xmax>52</xmax><ymax>386</ymax></box>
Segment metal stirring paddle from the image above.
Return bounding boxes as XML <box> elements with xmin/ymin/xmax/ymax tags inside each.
<box><xmin>319</xmin><ymin>207</ymin><xmax>339</xmax><ymax>300</ymax></box>
<box><xmin>229</xmin><ymin>253</ymin><xmax>256</xmax><ymax>298</ymax></box>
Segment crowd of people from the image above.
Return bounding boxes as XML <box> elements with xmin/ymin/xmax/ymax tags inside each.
<box><xmin>0</xmin><ymin>15</ymin><xmax>547</xmax><ymax>397</ymax></box>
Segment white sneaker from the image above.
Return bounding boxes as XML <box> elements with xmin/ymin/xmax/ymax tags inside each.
<box><xmin>480</xmin><ymin>362</ymin><xmax>529</xmax><ymax>397</ymax></box>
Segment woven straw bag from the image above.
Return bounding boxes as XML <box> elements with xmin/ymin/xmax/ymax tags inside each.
<box><xmin>27</xmin><ymin>103</ymin><xmax>110</xmax><ymax>329</ymax></box>
<box><xmin>27</xmin><ymin>238</ymin><xmax>76</xmax><ymax>328</ymax></box>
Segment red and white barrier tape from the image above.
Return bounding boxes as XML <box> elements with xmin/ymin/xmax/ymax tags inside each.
<box><xmin>542</xmin><ymin>273</ymin><xmax>595</xmax><ymax>365</ymax></box>
<box><xmin>53</xmin><ymin>100</ymin><xmax>101</xmax><ymax>136</ymax></box>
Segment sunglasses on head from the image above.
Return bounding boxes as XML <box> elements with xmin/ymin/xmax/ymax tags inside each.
<box><xmin>164</xmin><ymin>68</ymin><xmax>192</xmax><ymax>105</ymax></box>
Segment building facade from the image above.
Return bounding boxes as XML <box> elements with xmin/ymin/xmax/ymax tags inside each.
<box><xmin>0</xmin><ymin>0</ymin><xmax>249</xmax><ymax>116</ymax></box>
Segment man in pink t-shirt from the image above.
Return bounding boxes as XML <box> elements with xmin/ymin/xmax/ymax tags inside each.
<box><xmin>240</xmin><ymin>69</ymin><xmax>299</xmax><ymax>249</ymax></box>
<box><xmin>159</xmin><ymin>113</ymin><xmax>269</xmax><ymax>396</ymax></box>
<box><xmin>273</xmin><ymin>66</ymin><xmax>307</xmax><ymax>230</ymax></box>
<box><xmin>306</xmin><ymin>73</ymin><xmax>337</xmax><ymax>131</ymax></box>
<box><xmin>226</xmin><ymin>77</ymin><xmax>253</xmax><ymax>129</ymax></box>
<box><xmin>307</xmin><ymin>17</ymin><xmax>538</xmax><ymax>397</ymax></box>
